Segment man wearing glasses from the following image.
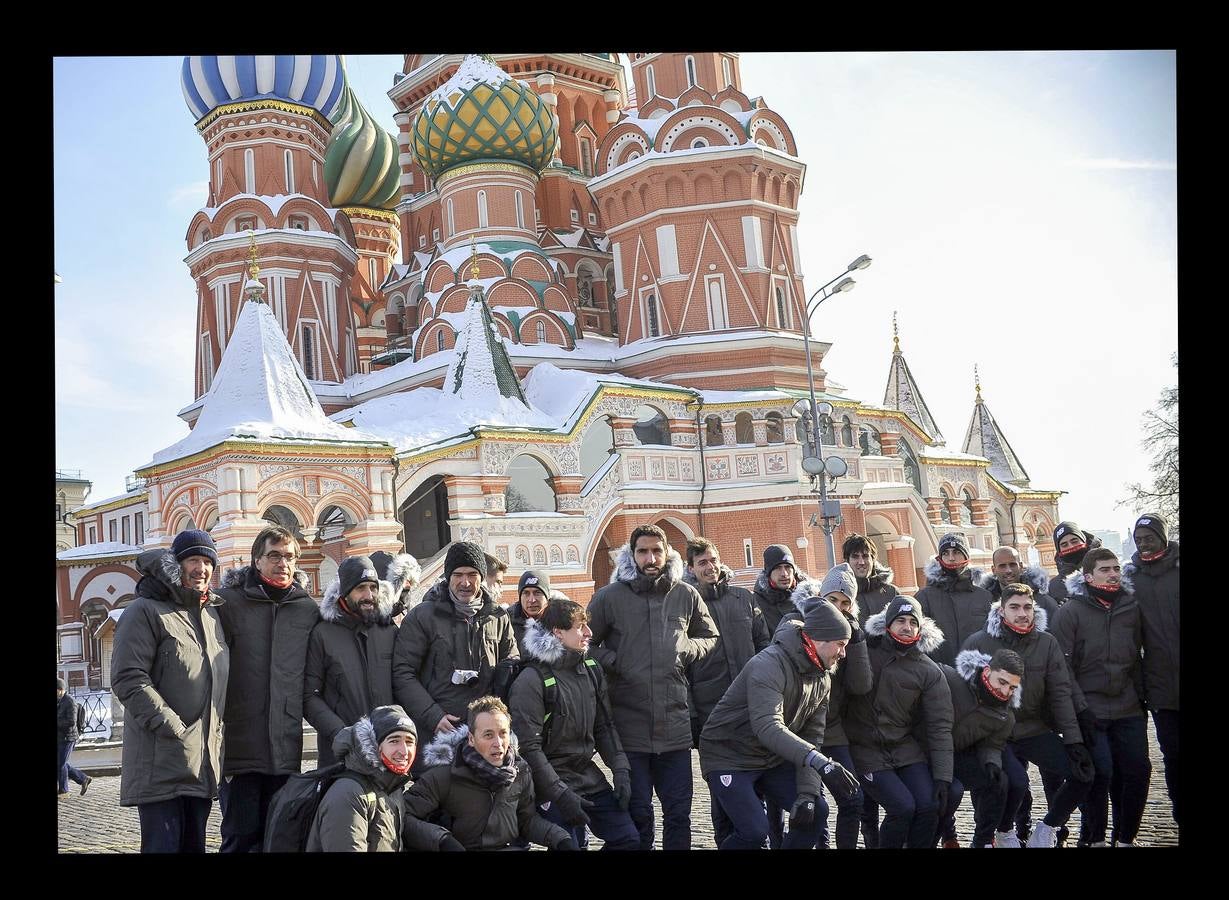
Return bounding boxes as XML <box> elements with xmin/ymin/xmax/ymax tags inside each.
<box><xmin>217</xmin><ymin>525</ymin><xmax>320</xmax><ymax>852</ymax></box>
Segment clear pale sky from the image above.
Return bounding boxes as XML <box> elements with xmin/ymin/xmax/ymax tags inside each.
<box><xmin>54</xmin><ymin>52</ymin><xmax>1176</xmax><ymax>537</ymax></box>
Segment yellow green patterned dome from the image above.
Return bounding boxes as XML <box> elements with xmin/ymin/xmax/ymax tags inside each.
<box><xmin>325</xmin><ymin>84</ymin><xmax>400</xmax><ymax>210</ymax></box>
<box><xmin>412</xmin><ymin>55</ymin><xmax>557</xmax><ymax>181</ymax></box>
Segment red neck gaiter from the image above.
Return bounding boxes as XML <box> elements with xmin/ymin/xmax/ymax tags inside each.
<box><xmin>938</xmin><ymin>557</ymin><xmax>966</xmax><ymax>573</ymax></box>
<box><xmin>381</xmin><ymin>749</ymin><xmax>413</xmax><ymax>775</ymax></box>
<box><xmin>1087</xmin><ymin>582</ymin><xmax>1122</xmax><ymax>609</ymax></box>
<box><xmin>889</xmin><ymin>629</ymin><xmax>922</xmax><ymax>650</ymax></box>
<box><xmin>1140</xmin><ymin>548</ymin><xmax>1168</xmax><ymax>562</ymax></box>
<box><xmin>1001</xmin><ymin>612</ymin><xmax>1034</xmax><ymax>635</ymax></box>
<box><xmin>980</xmin><ymin>666</ymin><xmax>1014</xmax><ymax>702</ymax></box>
<box><xmin>800</xmin><ymin>633</ymin><xmax>826</xmax><ymax>671</ymax></box>
<box><xmin>260</xmin><ymin>572</ymin><xmax>293</xmax><ymax>590</ymax></box>
<box><xmin>1058</xmin><ymin>541</ymin><xmax>1087</xmax><ymax>560</ymax></box>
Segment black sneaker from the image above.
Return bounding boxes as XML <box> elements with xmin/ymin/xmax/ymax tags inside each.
<box><xmin>80</xmin><ymin>775</ymin><xmax>93</xmax><ymax>796</ymax></box>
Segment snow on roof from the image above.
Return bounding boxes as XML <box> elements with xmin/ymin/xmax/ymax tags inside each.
<box><xmin>700</xmin><ymin>388</ymin><xmax>791</xmax><ymax>404</ymax></box>
<box><xmin>76</xmin><ymin>488</ymin><xmax>147</xmax><ymax>512</ymax></box>
<box><xmin>521</xmin><ymin>363</ymin><xmax>692</xmax><ymax>423</ymax></box>
<box><xmin>199</xmin><ymin>193</ymin><xmax>338</xmax><ymax>221</ymax></box>
<box><xmin>147</xmin><ymin>299</ymin><xmax>386</xmax><ymax>467</ymax></box>
<box><xmin>593</xmin><ymin>235</ymin><xmax>610</xmax><ymax>252</ymax></box>
<box><xmin>556</xmin><ymin>228</ymin><xmax>588</xmax><ymax>248</ymax></box>
<box><xmin>591</xmin><ymin>140</ymin><xmax>800</xmax><ymax>188</ymax></box>
<box><xmin>57</xmin><ymin>542</ymin><xmax>144</xmax><ymax>561</ymax></box>
<box><xmin>919</xmin><ymin>447</ymin><xmax>988</xmax><ymax>463</ymax></box>
<box><xmin>427</xmin><ymin>54</ymin><xmax>511</xmax><ymax>109</ymax></box>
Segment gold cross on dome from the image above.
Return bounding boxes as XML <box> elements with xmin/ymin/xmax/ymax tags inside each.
<box><xmin>469</xmin><ymin>236</ymin><xmax>480</xmax><ymax>280</ymax></box>
<box><xmin>247</xmin><ymin>229</ymin><xmax>261</xmax><ymax>280</ymax></box>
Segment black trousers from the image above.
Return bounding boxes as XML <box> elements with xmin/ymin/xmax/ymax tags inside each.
<box><xmin>137</xmin><ymin>796</ymin><xmax>213</xmax><ymax>853</ymax></box>
<box><xmin>218</xmin><ymin>772</ymin><xmax>289</xmax><ymax>853</ymax></box>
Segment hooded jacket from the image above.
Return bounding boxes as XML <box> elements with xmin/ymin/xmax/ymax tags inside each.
<box><xmin>1053</xmin><ymin>570</ymin><xmax>1144</xmax><ymax>722</ymax></box>
<box><xmin>507</xmin><ymin>589</ymin><xmax>568</xmax><ymax>657</ymax></box>
<box><xmin>306</xmin><ymin>717</ymin><xmax>442</xmax><ymax>852</ymax></box>
<box><xmin>961</xmin><ymin>603</ymin><xmax>1083</xmax><ymax>744</ymax></box>
<box><xmin>978</xmin><ymin>566</ymin><xmax>1059</xmax><ymax>624</ymax></box>
<box><xmin>378</xmin><ymin>553</ymin><xmax>422</xmax><ymax>619</ymax></box>
<box><xmin>683</xmin><ymin>565</ymin><xmax>771</xmax><ymax>731</ymax></box>
<box><xmin>698</xmin><ymin>621</ymin><xmax>831</xmax><ymax>801</ymax></box>
<box><xmin>57</xmin><ymin>692</ymin><xmax>79</xmax><ymax>743</ymax></box>
<box><xmin>217</xmin><ymin>564</ymin><xmax>319</xmax><ymax>776</ymax></box>
<box><xmin>941</xmin><ymin>650</ymin><xmax>1019</xmax><ymax>767</ymax></box>
<box><xmin>843</xmin><ymin>608</ymin><xmax>953</xmax><ymax>782</ymax></box>
<box><xmin>1048</xmin><ymin>534</ymin><xmax>1103</xmax><ymax>605</ymax></box>
<box><xmin>403</xmin><ymin>726</ymin><xmax>572</xmax><ymax>850</ymax></box>
<box><xmin>753</xmin><ymin>566</ymin><xmax>811</xmax><ymax>635</ymax></box>
<box><xmin>778</xmin><ymin>580</ymin><xmax>873</xmax><ymax>748</ymax></box>
<box><xmin>392</xmin><ymin>579</ymin><xmax>518</xmax><ymax>743</ymax></box>
<box><xmin>508</xmin><ymin>618</ymin><xmax>629</xmax><ymax>801</ymax></box>
<box><xmin>915</xmin><ymin>559</ymin><xmax>994</xmax><ymax>667</ymax></box>
<box><xmin>303</xmin><ymin>577</ymin><xmax>399</xmax><ymax>768</ymax></box>
<box><xmin>1125</xmin><ymin>541</ymin><xmax>1179</xmax><ymax>711</ymax></box>
<box><xmin>854</xmin><ymin>562</ymin><xmax>900</xmax><ymax>626</ymax></box>
<box><xmin>587</xmin><ymin>547</ymin><xmax>719</xmax><ymax>754</ymax></box>
<box><xmin>111</xmin><ymin>549</ymin><xmax>229</xmax><ymax>806</ymax></box>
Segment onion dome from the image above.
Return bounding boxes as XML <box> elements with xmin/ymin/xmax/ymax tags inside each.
<box><xmin>412</xmin><ymin>55</ymin><xmax>557</xmax><ymax>181</ymax></box>
<box><xmin>325</xmin><ymin>84</ymin><xmax>400</xmax><ymax>210</ymax></box>
<box><xmin>182</xmin><ymin>55</ymin><xmax>348</xmax><ymax>123</ymax></box>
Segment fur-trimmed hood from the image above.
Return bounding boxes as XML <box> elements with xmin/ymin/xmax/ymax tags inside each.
<box><xmin>379</xmin><ymin>553</ymin><xmax>421</xmax><ymax>597</ymax></box>
<box><xmin>978</xmin><ymin>565</ymin><xmax>1050</xmax><ymax>598</ymax></box>
<box><xmin>520</xmin><ymin>615</ymin><xmax>588</xmax><ymax>667</ymax></box>
<box><xmin>321</xmin><ymin>574</ymin><xmax>395</xmax><ymax>625</ymax></box>
<box><xmin>611</xmin><ymin>546</ymin><xmax>685</xmax><ymax>591</ymax></box>
<box><xmin>1064</xmin><ymin>567</ymin><xmax>1134</xmax><ymax>600</ymax></box>
<box><xmin>420</xmin><ymin>724</ymin><xmax>520</xmax><ymax>769</ymax></box>
<box><xmin>135</xmin><ymin>549</ymin><xmax>223</xmax><ymax>608</ymax></box>
<box><xmin>339</xmin><ymin>714</ymin><xmax>385</xmax><ymax>773</ymax></box>
<box><xmin>220</xmin><ymin>564</ymin><xmax>311</xmax><ymax>591</ymax></box>
<box><xmin>864</xmin><ymin>604</ymin><xmax>945</xmax><ymax>655</ymax></box>
<box><xmin>955</xmin><ymin>649</ymin><xmax>1023</xmax><ymax>709</ymax></box>
<box><xmin>859</xmin><ymin>562</ymin><xmax>895</xmax><ymax>590</ymax></box>
<box><xmin>789</xmin><ymin>578</ymin><xmax>860</xmax><ymax>623</ymax></box>
<box><xmin>924</xmin><ymin>557</ymin><xmax>985</xmax><ymax>591</ymax></box>
<box><xmin>984</xmin><ymin>601</ymin><xmax>1049</xmax><ymax>637</ymax></box>
<box><xmin>753</xmin><ymin>568</ymin><xmax>813</xmax><ymax>599</ymax></box>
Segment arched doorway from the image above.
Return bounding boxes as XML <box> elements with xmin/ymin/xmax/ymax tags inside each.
<box><xmin>401</xmin><ymin>475</ymin><xmax>450</xmax><ymax>561</ymax></box>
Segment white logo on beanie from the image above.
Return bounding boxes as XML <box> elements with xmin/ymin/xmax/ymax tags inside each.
<box><xmin>900</xmin><ymin>603</ymin><xmax>913</xmax><ymax>614</ymax></box>
<box><xmin>1139</xmin><ymin>518</ymin><xmax>1152</xmax><ymax>526</ymax></box>
<box><xmin>526</xmin><ymin>576</ymin><xmax>539</xmax><ymax>585</ymax></box>
<box><xmin>720</xmin><ymin>775</ymin><xmax>733</xmax><ymax>787</ymax></box>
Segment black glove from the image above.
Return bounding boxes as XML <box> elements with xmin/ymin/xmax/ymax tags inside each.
<box><xmin>845</xmin><ymin>612</ymin><xmax>865</xmax><ymax>644</ymax></box>
<box><xmin>554</xmin><ymin>836</ymin><xmax>580</xmax><ymax>851</ymax></box>
<box><xmin>1076</xmin><ymin>709</ymin><xmax>1101</xmax><ymax>744</ymax></box>
<box><xmin>438</xmin><ymin>834</ymin><xmax>466</xmax><ymax>852</ymax></box>
<box><xmin>807</xmin><ymin>751</ymin><xmax>860</xmax><ymax>804</ymax></box>
<box><xmin>932</xmin><ymin>780</ymin><xmax>950</xmax><ymax>811</ymax></box>
<box><xmin>789</xmin><ymin>793</ymin><xmax>818</xmax><ymax>829</ymax></box>
<box><xmin>1066</xmin><ymin>742</ymin><xmax>1096</xmax><ymax>783</ymax></box>
<box><xmin>984</xmin><ymin>762</ymin><xmax>1004</xmax><ymax>791</ymax></box>
<box><xmin>612</xmin><ymin>768</ymin><xmax>632</xmax><ymax>811</ymax></box>
<box><xmin>552</xmin><ymin>787</ymin><xmax>594</xmax><ymax>827</ymax></box>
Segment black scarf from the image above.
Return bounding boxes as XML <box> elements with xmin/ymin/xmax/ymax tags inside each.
<box><xmin>461</xmin><ymin>744</ymin><xmax>518</xmax><ymax>790</ymax></box>
<box><xmin>1086</xmin><ymin>583</ymin><xmax>1122</xmax><ymax>606</ymax></box>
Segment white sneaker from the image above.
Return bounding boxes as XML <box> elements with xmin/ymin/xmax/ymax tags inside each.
<box><xmin>1085</xmin><ymin>840</ymin><xmax>1109</xmax><ymax>847</ymax></box>
<box><xmin>995</xmin><ymin>830</ymin><xmax>1021</xmax><ymax>848</ymax></box>
<box><xmin>1114</xmin><ymin>841</ymin><xmax>1136</xmax><ymax>848</ymax></box>
<box><xmin>1027</xmin><ymin>822</ymin><xmax>1058</xmax><ymax>848</ymax></box>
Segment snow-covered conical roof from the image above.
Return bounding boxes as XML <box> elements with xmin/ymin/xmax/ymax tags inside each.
<box><xmin>963</xmin><ymin>388</ymin><xmax>1030</xmax><ymax>486</ymax></box>
<box><xmin>145</xmin><ymin>299</ymin><xmax>385</xmax><ymax>468</ymax></box>
<box><xmin>445</xmin><ymin>285</ymin><xmax>527</xmax><ymax>406</ymax></box>
<box><xmin>883</xmin><ymin>342</ymin><xmax>944</xmax><ymax>445</ymax></box>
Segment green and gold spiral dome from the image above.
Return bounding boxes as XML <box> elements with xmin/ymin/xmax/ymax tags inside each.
<box><xmin>325</xmin><ymin>84</ymin><xmax>400</xmax><ymax>210</ymax></box>
<box><xmin>412</xmin><ymin>55</ymin><xmax>557</xmax><ymax>181</ymax></box>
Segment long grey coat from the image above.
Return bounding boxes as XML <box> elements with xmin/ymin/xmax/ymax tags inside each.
<box><xmin>112</xmin><ymin>549</ymin><xmax>229</xmax><ymax>806</ymax></box>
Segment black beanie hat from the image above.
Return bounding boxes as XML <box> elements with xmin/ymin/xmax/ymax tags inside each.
<box><xmin>801</xmin><ymin>598</ymin><xmax>853</xmax><ymax>642</ymax></box>
<box><xmin>444</xmin><ymin>541</ymin><xmax>488</xmax><ymax>580</ymax></box>
<box><xmin>763</xmin><ymin>544</ymin><xmax>796</xmax><ymax>575</ymax></box>
<box><xmin>338</xmin><ymin>555</ymin><xmax>379</xmax><ymax>599</ymax></box>
<box><xmin>518</xmin><ymin>569</ymin><xmax>552</xmax><ymax>599</ymax></box>
<box><xmin>937</xmin><ymin>532</ymin><xmax>969</xmax><ymax>560</ymax></box>
<box><xmin>1133</xmin><ymin>513</ymin><xmax>1168</xmax><ymax>546</ymax></box>
<box><xmin>369</xmin><ymin>704</ymin><xmax>416</xmax><ymax>744</ymax></box>
<box><xmin>1053</xmin><ymin>521</ymin><xmax>1087</xmax><ymax>549</ymax></box>
<box><xmin>171</xmin><ymin>528</ymin><xmax>219</xmax><ymax>567</ymax></box>
<box><xmin>884</xmin><ymin>595</ymin><xmax>923</xmax><ymax>628</ymax></box>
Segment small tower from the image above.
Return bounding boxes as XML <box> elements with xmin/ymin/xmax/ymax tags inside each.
<box><xmin>445</xmin><ymin>241</ymin><xmax>528</xmax><ymax>405</ymax></box>
<box><xmin>962</xmin><ymin>366</ymin><xmax>1031</xmax><ymax>487</ymax></box>
<box><xmin>883</xmin><ymin>312</ymin><xmax>945</xmax><ymax>444</ymax></box>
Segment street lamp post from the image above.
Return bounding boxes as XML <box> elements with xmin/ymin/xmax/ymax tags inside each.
<box><xmin>799</xmin><ymin>254</ymin><xmax>872</xmax><ymax>569</ymax></box>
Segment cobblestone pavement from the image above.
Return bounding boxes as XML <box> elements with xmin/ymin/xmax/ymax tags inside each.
<box><xmin>58</xmin><ymin>720</ymin><xmax>1178</xmax><ymax>852</ymax></box>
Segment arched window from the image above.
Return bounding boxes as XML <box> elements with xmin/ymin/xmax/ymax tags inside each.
<box><xmin>505</xmin><ymin>455</ymin><xmax>556</xmax><ymax>513</ymax></box>
<box><xmin>705</xmin><ymin>415</ymin><xmax>724</xmax><ymax>447</ymax></box>
<box><xmin>820</xmin><ymin>414</ymin><xmax>836</xmax><ymax>446</ymax></box>
<box><xmin>447</xmin><ymin>198</ymin><xmax>455</xmax><ymax>237</ymax></box>
<box><xmin>899</xmin><ymin>439</ymin><xmax>922</xmax><ymax>492</ymax></box>
<box><xmin>735</xmin><ymin>412</ymin><xmax>754</xmax><ymax>444</ymax></box>
<box><xmin>996</xmin><ymin>508</ymin><xmax>1012</xmax><ymax>545</ymax></box>
<box><xmin>262</xmin><ymin>504</ymin><xmax>303</xmax><ymax>539</ymax></box>
<box><xmin>722</xmin><ymin>57</ymin><xmax>733</xmax><ymax>88</ymax></box>
<box><xmin>579</xmin><ymin>138</ymin><xmax>592</xmax><ymax>177</ymax></box>
<box><xmin>515</xmin><ymin>191</ymin><xmax>524</xmax><ymax>229</ymax></box>
<box><xmin>963</xmin><ymin>488</ymin><xmax>976</xmax><ymax>522</ymax></box>
<box><xmin>841</xmin><ymin>416</ymin><xmax>854</xmax><ymax>447</ymax></box>
<box><xmin>691</xmin><ymin>137</ymin><xmax>709</xmax><ymax>149</ymax></box>
<box><xmin>244</xmin><ymin>149</ymin><xmax>255</xmax><ymax>194</ymax></box>
<box><xmin>477</xmin><ymin>191</ymin><xmax>488</xmax><ymax>228</ymax></box>
<box><xmin>284</xmin><ymin>150</ymin><xmax>294</xmax><ymax>193</ymax></box>
<box><xmin>766</xmin><ymin>412</ymin><xmax>784</xmax><ymax>444</ymax></box>
<box><xmin>685</xmin><ymin>56</ymin><xmax>698</xmax><ymax>88</ymax></box>
<box><xmin>859</xmin><ymin>425</ymin><xmax>882</xmax><ymax>456</ymax></box>
<box><xmin>645</xmin><ymin>294</ymin><xmax>660</xmax><ymax>337</ymax></box>
<box><xmin>646</xmin><ymin>65</ymin><xmax>656</xmax><ymax>98</ymax></box>
<box><xmin>939</xmin><ymin>488</ymin><xmax>953</xmax><ymax>524</ymax></box>
<box><xmin>579</xmin><ymin>416</ymin><xmax>615</xmax><ymax>480</ymax></box>
<box><xmin>775</xmin><ymin>285</ymin><xmax>791</xmax><ymax>328</ymax></box>
<box><xmin>535</xmin><ymin>321</ymin><xmax>546</xmax><ymax>343</ymax></box>
<box><xmin>436</xmin><ymin>329</ymin><xmax>445</xmax><ymax>352</ymax></box>
<box><xmin>632</xmin><ymin>404</ymin><xmax>670</xmax><ymax>446</ymax></box>
<box><xmin>577</xmin><ymin>268</ymin><xmax>594</xmax><ymax>307</ymax></box>
<box><xmin>317</xmin><ymin>504</ymin><xmax>355</xmax><ymax>542</ymax></box>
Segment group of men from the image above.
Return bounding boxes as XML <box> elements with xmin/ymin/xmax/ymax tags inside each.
<box><xmin>104</xmin><ymin>510</ymin><xmax>1178</xmax><ymax>851</ymax></box>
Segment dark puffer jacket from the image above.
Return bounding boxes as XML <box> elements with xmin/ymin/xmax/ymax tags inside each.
<box><xmin>57</xmin><ymin>692</ymin><xmax>79</xmax><ymax>743</ymax></box>
<box><xmin>855</xmin><ymin>562</ymin><xmax>900</xmax><ymax>626</ymax></box>
<box><xmin>509</xmin><ymin>618</ymin><xmax>628</xmax><ymax>801</ymax></box>
<box><xmin>303</xmin><ymin>577</ymin><xmax>398</xmax><ymax>768</ymax></box>
<box><xmin>403</xmin><ymin>728</ymin><xmax>571</xmax><ymax>850</ymax></box>
<box><xmin>941</xmin><ymin>650</ymin><xmax>1018</xmax><ymax>766</ymax></box>
<box><xmin>683</xmin><ymin>565</ymin><xmax>770</xmax><ymax>733</ymax></box>
<box><xmin>508</xmin><ymin>590</ymin><xmax>568</xmax><ymax>657</ymax></box>
<box><xmin>961</xmin><ymin>604</ymin><xmax>1083</xmax><ymax>743</ymax></box>
<box><xmin>778</xmin><ymin>580</ymin><xmax>872</xmax><ymax>749</ymax></box>
<box><xmin>698</xmin><ymin>621</ymin><xmax>831</xmax><ymax>801</ymax></box>
<box><xmin>392</xmin><ymin>580</ymin><xmax>518</xmax><ymax>743</ymax></box>
<box><xmin>1053</xmin><ymin>570</ymin><xmax>1144</xmax><ymax>722</ymax></box>
<box><xmin>978</xmin><ymin>566</ymin><xmax>1059</xmax><ymax>625</ymax></box>
<box><xmin>753</xmin><ymin>567</ymin><xmax>811</xmax><ymax>635</ymax></box>
<box><xmin>217</xmin><ymin>565</ymin><xmax>319</xmax><ymax>776</ymax></box>
<box><xmin>587</xmin><ymin>548</ymin><xmax>719</xmax><ymax>754</ymax></box>
<box><xmin>844</xmin><ymin>606</ymin><xmax>953</xmax><ymax>782</ymax></box>
<box><xmin>915</xmin><ymin>559</ymin><xmax>993</xmax><ymax>667</ymax></box>
<box><xmin>1048</xmin><ymin>535</ymin><xmax>1103</xmax><ymax>606</ymax></box>
<box><xmin>1125</xmin><ymin>542</ymin><xmax>1179</xmax><ymax>711</ymax></box>
<box><xmin>112</xmin><ymin>550</ymin><xmax>229</xmax><ymax>807</ymax></box>
<box><xmin>306</xmin><ymin>717</ymin><xmax>442</xmax><ymax>852</ymax></box>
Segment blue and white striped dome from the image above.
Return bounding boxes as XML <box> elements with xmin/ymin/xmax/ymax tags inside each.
<box><xmin>182</xmin><ymin>55</ymin><xmax>348</xmax><ymax>123</ymax></box>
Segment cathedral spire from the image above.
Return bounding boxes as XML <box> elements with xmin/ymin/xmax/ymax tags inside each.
<box><xmin>882</xmin><ymin>313</ymin><xmax>944</xmax><ymax>444</ymax></box>
<box><xmin>962</xmin><ymin>372</ymin><xmax>1030</xmax><ymax>486</ymax></box>
<box><xmin>974</xmin><ymin>363</ymin><xmax>982</xmax><ymax>403</ymax></box>
<box><xmin>244</xmin><ymin>230</ymin><xmax>266</xmax><ymax>305</ymax></box>
<box><xmin>445</xmin><ymin>275</ymin><xmax>528</xmax><ymax>406</ymax></box>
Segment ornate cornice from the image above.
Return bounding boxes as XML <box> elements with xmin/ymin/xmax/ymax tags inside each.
<box><xmin>436</xmin><ymin>161</ymin><xmax>538</xmax><ymax>186</ymax></box>
<box><xmin>340</xmin><ymin>206</ymin><xmax>400</xmax><ymax>225</ymax></box>
<box><xmin>197</xmin><ymin>99</ymin><xmax>332</xmax><ymax>132</ymax></box>
<box><xmin>136</xmin><ymin>441</ymin><xmax>392</xmax><ymax>479</ymax></box>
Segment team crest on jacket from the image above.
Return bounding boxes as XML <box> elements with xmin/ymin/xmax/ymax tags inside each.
<box><xmin>720</xmin><ymin>775</ymin><xmax>733</xmax><ymax>787</ymax></box>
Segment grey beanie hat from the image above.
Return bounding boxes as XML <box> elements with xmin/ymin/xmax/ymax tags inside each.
<box><xmin>818</xmin><ymin>563</ymin><xmax>858</xmax><ymax>603</ymax></box>
<box><xmin>802</xmin><ymin>599</ymin><xmax>853</xmax><ymax>642</ymax></box>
